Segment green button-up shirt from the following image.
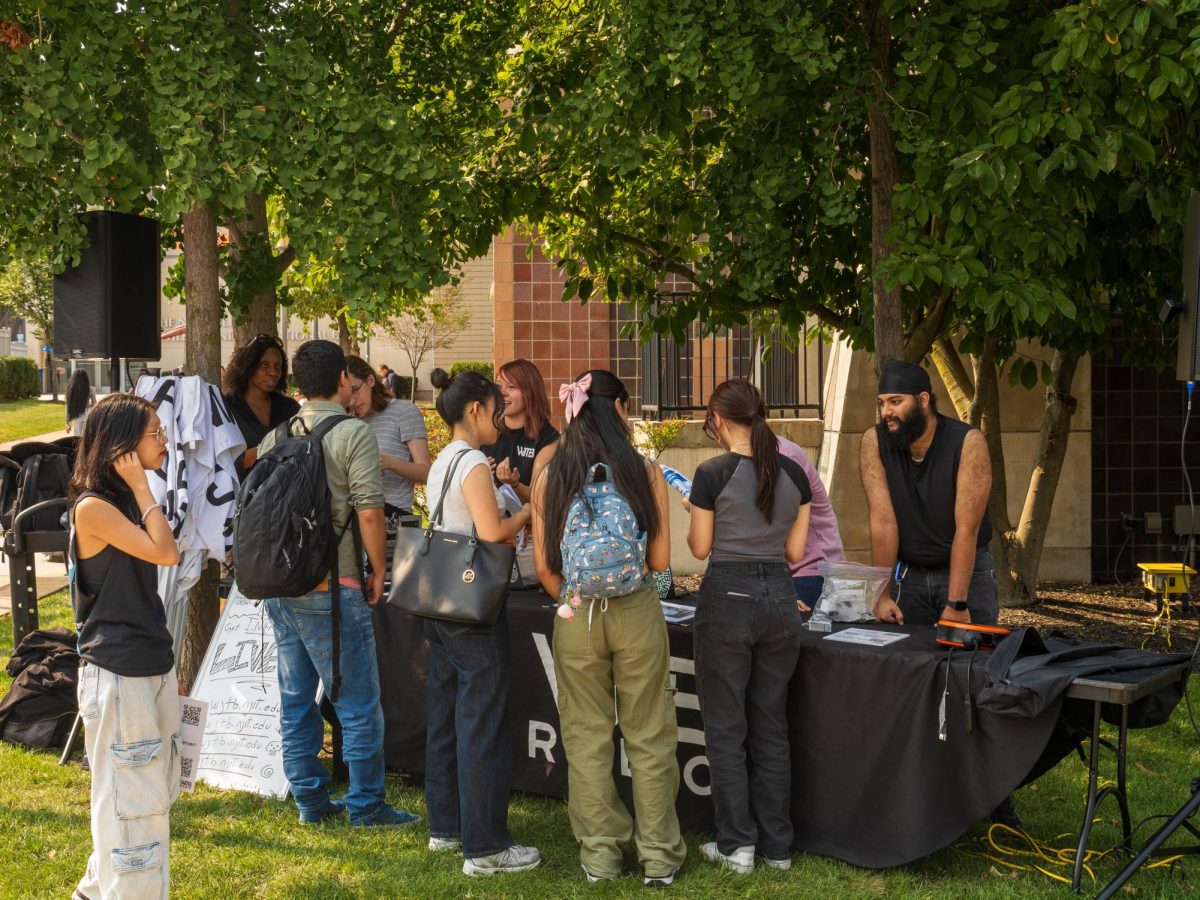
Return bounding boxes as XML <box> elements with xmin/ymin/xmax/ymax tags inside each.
<box><xmin>256</xmin><ymin>400</ymin><xmax>384</xmax><ymax>583</ymax></box>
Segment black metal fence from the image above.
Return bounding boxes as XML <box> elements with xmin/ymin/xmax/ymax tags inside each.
<box><xmin>639</xmin><ymin>322</ymin><xmax>825</xmax><ymax>419</ymax></box>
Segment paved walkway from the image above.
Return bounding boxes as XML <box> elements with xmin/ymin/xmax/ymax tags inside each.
<box><xmin>0</xmin><ymin>427</ymin><xmax>71</xmax><ymax>452</ymax></box>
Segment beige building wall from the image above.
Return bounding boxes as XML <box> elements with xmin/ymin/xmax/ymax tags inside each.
<box><xmin>144</xmin><ymin>246</ymin><xmax>496</xmax><ymax>400</ymax></box>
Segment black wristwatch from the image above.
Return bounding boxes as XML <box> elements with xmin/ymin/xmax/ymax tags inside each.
<box><xmin>946</xmin><ymin>600</ymin><xmax>969</xmax><ymax>612</ymax></box>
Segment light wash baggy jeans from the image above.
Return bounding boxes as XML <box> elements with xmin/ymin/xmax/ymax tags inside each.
<box><xmin>76</xmin><ymin>664</ymin><xmax>181</xmax><ymax>900</ymax></box>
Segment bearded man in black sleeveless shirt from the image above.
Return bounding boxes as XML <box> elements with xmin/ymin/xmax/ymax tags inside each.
<box><xmin>860</xmin><ymin>360</ymin><xmax>1021</xmax><ymax>829</ymax></box>
<box><xmin>860</xmin><ymin>360</ymin><xmax>998</xmax><ymax>628</ymax></box>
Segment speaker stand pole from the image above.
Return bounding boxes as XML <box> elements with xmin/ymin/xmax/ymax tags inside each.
<box><xmin>110</xmin><ymin>356</ymin><xmax>121</xmax><ymax>393</ymax></box>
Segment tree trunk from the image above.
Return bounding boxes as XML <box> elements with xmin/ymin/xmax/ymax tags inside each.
<box><xmin>180</xmin><ymin>202</ymin><xmax>222</xmax><ymax>692</ymax></box>
<box><xmin>229</xmin><ymin>191</ymin><xmax>289</xmax><ymax>347</ymax></box>
<box><xmin>1009</xmin><ymin>351</ymin><xmax>1081</xmax><ymax>601</ymax></box>
<box><xmin>336</xmin><ymin>311</ymin><xmax>352</xmax><ymax>354</ymax></box>
<box><xmin>867</xmin><ymin>5</ymin><xmax>903</xmax><ymax>373</ymax></box>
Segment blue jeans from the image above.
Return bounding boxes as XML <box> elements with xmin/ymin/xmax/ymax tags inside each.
<box><xmin>265</xmin><ymin>588</ymin><xmax>387</xmax><ymax>823</ymax></box>
<box><xmin>424</xmin><ymin>609</ymin><xmax>514</xmax><ymax>858</ymax></box>
<box><xmin>695</xmin><ymin>561</ymin><xmax>804</xmax><ymax>858</ymax></box>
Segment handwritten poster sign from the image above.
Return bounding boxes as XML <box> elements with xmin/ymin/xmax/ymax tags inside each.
<box><xmin>189</xmin><ymin>587</ymin><xmax>290</xmax><ymax>798</ymax></box>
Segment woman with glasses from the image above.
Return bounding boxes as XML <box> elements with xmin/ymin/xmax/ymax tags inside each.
<box><xmin>345</xmin><ymin>356</ymin><xmax>430</xmax><ymax>519</ymax></box>
<box><xmin>69</xmin><ymin>393</ymin><xmax>182</xmax><ymax>899</ymax></box>
<box><xmin>222</xmin><ymin>333</ymin><xmax>300</xmax><ymax>480</ymax></box>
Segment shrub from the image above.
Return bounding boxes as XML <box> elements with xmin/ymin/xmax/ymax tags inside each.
<box><xmin>0</xmin><ymin>357</ymin><xmax>41</xmax><ymax>401</ymax></box>
<box><xmin>449</xmin><ymin>360</ymin><xmax>494</xmax><ymax>381</ymax></box>
<box><xmin>633</xmin><ymin>418</ymin><xmax>689</xmax><ymax>460</ymax></box>
<box><xmin>412</xmin><ymin>405</ymin><xmax>452</xmax><ymax>522</ymax></box>
<box><xmin>392</xmin><ymin>375</ymin><xmax>416</xmax><ymax>399</ymax></box>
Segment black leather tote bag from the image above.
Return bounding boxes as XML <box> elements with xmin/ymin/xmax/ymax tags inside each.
<box><xmin>388</xmin><ymin>450</ymin><xmax>513</xmax><ymax>625</ymax></box>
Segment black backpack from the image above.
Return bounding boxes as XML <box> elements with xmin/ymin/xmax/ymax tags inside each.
<box><xmin>231</xmin><ymin>414</ymin><xmax>359</xmax><ymax>699</ymax></box>
<box><xmin>0</xmin><ymin>442</ymin><xmax>73</xmax><ymax>535</ymax></box>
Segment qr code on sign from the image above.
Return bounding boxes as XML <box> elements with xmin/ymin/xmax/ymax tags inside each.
<box><xmin>180</xmin><ymin>756</ymin><xmax>193</xmax><ymax>781</ymax></box>
<box><xmin>181</xmin><ymin>704</ymin><xmax>201</xmax><ymax>728</ymax></box>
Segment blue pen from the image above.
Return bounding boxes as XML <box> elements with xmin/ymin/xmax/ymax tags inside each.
<box><xmin>893</xmin><ymin>562</ymin><xmax>908</xmax><ymax>606</ymax></box>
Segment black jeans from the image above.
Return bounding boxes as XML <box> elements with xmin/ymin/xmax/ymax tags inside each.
<box><xmin>694</xmin><ymin>561</ymin><xmax>804</xmax><ymax>858</ymax></box>
<box><xmin>893</xmin><ymin>546</ymin><xmax>1000</xmax><ymax>628</ymax></box>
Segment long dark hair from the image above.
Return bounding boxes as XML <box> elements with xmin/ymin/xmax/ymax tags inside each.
<box><xmin>706</xmin><ymin>379</ymin><xmax>779</xmax><ymax>522</ymax></box>
<box><xmin>430</xmin><ymin>367</ymin><xmax>503</xmax><ymax>430</ymax></box>
<box><xmin>221</xmin><ymin>334</ymin><xmax>290</xmax><ymax>397</ymax></box>
<box><xmin>69</xmin><ymin>393</ymin><xmax>155</xmax><ymax>513</ymax></box>
<box><xmin>65</xmin><ymin>369</ymin><xmax>92</xmax><ymax>420</ymax></box>
<box><xmin>497</xmin><ymin>358</ymin><xmax>551</xmax><ymax>440</ymax></box>
<box><xmin>538</xmin><ymin>370</ymin><xmax>659</xmax><ymax>573</ymax></box>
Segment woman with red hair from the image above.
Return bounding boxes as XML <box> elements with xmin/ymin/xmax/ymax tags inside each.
<box><xmin>482</xmin><ymin>359</ymin><xmax>558</xmax><ymax>502</ymax></box>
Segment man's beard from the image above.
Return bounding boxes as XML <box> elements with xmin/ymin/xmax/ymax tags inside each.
<box><xmin>881</xmin><ymin>405</ymin><xmax>929</xmax><ymax>451</ymax></box>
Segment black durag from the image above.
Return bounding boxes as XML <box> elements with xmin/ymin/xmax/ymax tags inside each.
<box><xmin>878</xmin><ymin>359</ymin><xmax>932</xmax><ymax>396</ymax></box>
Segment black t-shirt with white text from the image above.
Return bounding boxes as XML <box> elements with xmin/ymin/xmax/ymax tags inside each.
<box><xmin>482</xmin><ymin>422</ymin><xmax>559</xmax><ymax>486</ymax></box>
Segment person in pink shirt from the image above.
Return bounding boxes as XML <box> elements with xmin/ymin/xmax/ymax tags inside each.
<box><xmin>777</xmin><ymin>437</ymin><xmax>845</xmax><ymax>606</ymax></box>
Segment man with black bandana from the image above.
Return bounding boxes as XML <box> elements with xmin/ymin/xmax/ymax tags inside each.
<box><xmin>860</xmin><ymin>359</ymin><xmax>997</xmax><ymax>629</ymax></box>
<box><xmin>861</xmin><ymin>359</ymin><xmax>1020</xmax><ymax>829</ymax></box>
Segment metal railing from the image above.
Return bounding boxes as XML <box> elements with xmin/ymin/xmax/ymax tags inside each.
<box><xmin>639</xmin><ymin>322</ymin><xmax>825</xmax><ymax>419</ymax></box>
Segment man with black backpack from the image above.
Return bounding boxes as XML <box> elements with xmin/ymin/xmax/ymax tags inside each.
<box><xmin>242</xmin><ymin>340</ymin><xmax>418</xmax><ymax>829</ymax></box>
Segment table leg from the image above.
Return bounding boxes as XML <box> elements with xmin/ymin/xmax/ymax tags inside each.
<box><xmin>1074</xmin><ymin>701</ymin><xmax>1103</xmax><ymax>891</ymax></box>
<box><xmin>1115</xmin><ymin>705</ymin><xmax>1132</xmax><ymax>850</ymax></box>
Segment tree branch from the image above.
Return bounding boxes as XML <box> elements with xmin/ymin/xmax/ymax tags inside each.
<box><xmin>929</xmin><ymin>335</ymin><xmax>974</xmax><ymax>419</ymax></box>
<box><xmin>902</xmin><ymin>287</ymin><xmax>952</xmax><ymax>362</ymax></box>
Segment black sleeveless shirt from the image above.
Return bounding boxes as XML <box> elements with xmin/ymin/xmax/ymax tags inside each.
<box><xmin>876</xmin><ymin>413</ymin><xmax>992</xmax><ymax>569</ymax></box>
<box><xmin>71</xmin><ymin>491</ymin><xmax>174</xmax><ymax>677</ymax></box>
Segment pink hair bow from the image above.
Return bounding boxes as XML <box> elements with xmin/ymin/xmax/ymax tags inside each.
<box><xmin>558</xmin><ymin>374</ymin><xmax>593</xmax><ymax>423</ymax></box>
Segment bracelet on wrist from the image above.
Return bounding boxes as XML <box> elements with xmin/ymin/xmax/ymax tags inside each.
<box><xmin>945</xmin><ymin>599</ymin><xmax>969</xmax><ymax>612</ymax></box>
<box><xmin>140</xmin><ymin>502</ymin><xmax>162</xmax><ymax>524</ymax></box>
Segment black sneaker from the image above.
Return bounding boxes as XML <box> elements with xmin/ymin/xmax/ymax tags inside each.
<box><xmin>644</xmin><ymin>867</ymin><xmax>679</xmax><ymax>887</ymax></box>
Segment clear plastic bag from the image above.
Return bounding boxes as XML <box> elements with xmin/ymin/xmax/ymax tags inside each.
<box><xmin>810</xmin><ymin>561</ymin><xmax>892</xmax><ymax>623</ymax></box>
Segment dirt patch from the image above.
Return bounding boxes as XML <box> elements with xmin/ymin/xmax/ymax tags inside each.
<box><xmin>671</xmin><ymin>575</ymin><xmax>1199</xmax><ymax>659</ymax></box>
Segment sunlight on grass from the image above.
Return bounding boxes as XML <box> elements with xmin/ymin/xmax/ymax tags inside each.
<box><xmin>0</xmin><ymin>398</ymin><xmax>66</xmax><ymax>444</ymax></box>
<box><xmin>1</xmin><ymin>590</ymin><xmax>1197</xmax><ymax>898</ymax></box>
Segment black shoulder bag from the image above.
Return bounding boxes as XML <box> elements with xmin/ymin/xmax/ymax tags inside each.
<box><xmin>387</xmin><ymin>450</ymin><xmax>513</xmax><ymax>625</ymax></box>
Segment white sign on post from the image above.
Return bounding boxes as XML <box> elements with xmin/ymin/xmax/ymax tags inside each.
<box><xmin>189</xmin><ymin>587</ymin><xmax>291</xmax><ymax>799</ymax></box>
<box><xmin>177</xmin><ymin>696</ymin><xmax>209</xmax><ymax>793</ymax></box>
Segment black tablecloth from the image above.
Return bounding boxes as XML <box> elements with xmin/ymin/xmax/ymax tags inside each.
<box><xmin>788</xmin><ymin>626</ymin><xmax>1064</xmax><ymax>867</ymax></box>
<box><xmin>374</xmin><ymin>595</ymin><xmax>1070</xmax><ymax>868</ymax></box>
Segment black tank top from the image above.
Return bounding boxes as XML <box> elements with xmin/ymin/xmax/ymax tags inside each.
<box><xmin>876</xmin><ymin>413</ymin><xmax>992</xmax><ymax>568</ymax></box>
<box><xmin>71</xmin><ymin>491</ymin><xmax>174</xmax><ymax>677</ymax></box>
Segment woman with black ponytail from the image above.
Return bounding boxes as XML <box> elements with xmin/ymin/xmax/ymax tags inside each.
<box><xmin>686</xmin><ymin>378</ymin><xmax>812</xmax><ymax>874</ymax></box>
<box><xmin>531</xmin><ymin>370</ymin><xmax>686</xmax><ymax>887</ymax></box>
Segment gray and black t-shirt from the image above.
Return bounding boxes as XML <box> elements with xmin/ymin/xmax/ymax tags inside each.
<box><xmin>690</xmin><ymin>451</ymin><xmax>812</xmax><ymax>563</ymax></box>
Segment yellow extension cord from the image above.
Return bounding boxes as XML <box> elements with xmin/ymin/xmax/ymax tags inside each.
<box><xmin>956</xmin><ymin>783</ymin><xmax>1186</xmax><ymax>886</ymax></box>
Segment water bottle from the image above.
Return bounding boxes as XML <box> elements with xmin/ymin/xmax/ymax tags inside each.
<box><xmin>659</xmin><ymin>464</ymin><xmax>692</xmax><ymax>498</ymax></box>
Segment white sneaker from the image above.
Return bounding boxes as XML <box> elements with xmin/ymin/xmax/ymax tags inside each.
<box><xmin>428</xmin><ymin>836</ymin><xmax>461</xmax><ymax>853</ymax></box>
<box><xmin>760</xmin><ymin>855</ymin><xmax>792</xmax><ymax>870</ymax></box>
<box><xmin>701</xmin><ymin>842</ymin><xmax>755</xmax><ymax>874</ymax></box>
<box><xmin>462</xmin><ymin>844</ymin><xmax>542</xmax><ymax>876</ymax></box>
<box><xmin>582</xmin><ymin>864</ymin><xmax>612</xmax><ymax>883</ymax></box>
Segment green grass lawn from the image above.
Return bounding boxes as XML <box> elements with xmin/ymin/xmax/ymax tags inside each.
<box><xmin>0</xmin><ymin>398</ymin><xmax>66</xmax><ymax>444</ymax></box>
<box><xmin>2</xmin><ymin>590</ymin><xmax>1198</xmax><ymax>898</ymax></box>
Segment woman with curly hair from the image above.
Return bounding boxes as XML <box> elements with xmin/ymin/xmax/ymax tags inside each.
<box><xmin>222</xmin><ymin>333</ymin><xmax>300</xmax><ymax>479</ymax></box>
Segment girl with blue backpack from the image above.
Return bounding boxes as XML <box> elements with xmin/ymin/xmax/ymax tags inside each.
<box><xmin>686</xmin><ymin>379</ymin><xmax>812</xmax><ymax>874</ymax></box>
<box><xmin>530</xmin><ymin>370</ymin><xmax>687</xmax><ymax>887</ymax></box>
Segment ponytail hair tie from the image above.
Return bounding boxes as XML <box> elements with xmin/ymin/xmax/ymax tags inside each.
<box><xmin>558</xmin><ymin>374</ymin><xmax>593</xmax><ymax>423</ymax></box>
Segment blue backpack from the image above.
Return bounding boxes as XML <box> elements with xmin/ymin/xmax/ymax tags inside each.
<box><xmin>560</xmin><ymin>463</ymin><xmax>648</xmax><ymax>601</ymax></box>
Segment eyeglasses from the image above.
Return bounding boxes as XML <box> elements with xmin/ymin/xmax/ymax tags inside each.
<box><xmin>252</xmin><ymin>333</ymin><xmax>284</xmax><ymax>349</ymax></box>
<box><xmin>146</xmin><ymin>426</ymin><xmax>168</xmax><ymax>444</ymax></box>
<box><xmin>349</xmin><ymin>380</ymin><xmax>366</xmax><ymax>396</ymax></box>
<box><xmin>702</xmin><ymin>414</ymin><xmax>717</xmax><ymax>442</ymax></box>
